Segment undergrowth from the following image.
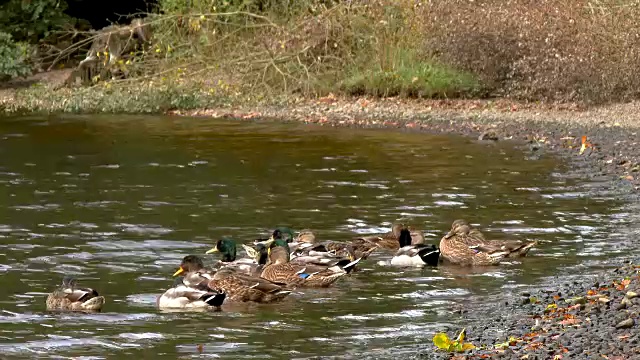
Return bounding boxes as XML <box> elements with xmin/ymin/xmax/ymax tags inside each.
<box><xmin>5</xmin><ymin>0</ymin><xmax>640</xmax><ymax>112</ymax></box>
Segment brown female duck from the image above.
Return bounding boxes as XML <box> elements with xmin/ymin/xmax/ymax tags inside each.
<box><xmin>449</xmin><ymin>219</ymin><xmax>537</xmax><ymax>257</ymax></box>
<box><xmin>439</xmin><ymin>221</ymin><xmax>510</xmax><ymax>266</ymax></box>
<box><xmin>259</xmin><ymin>239</ymin><xmax>347</xmax><ymax>288</ymax></box>
<box><xmin>46</xmin><ymin>276</ymin><xmax>105</xmax><ymax>311</ymax></box>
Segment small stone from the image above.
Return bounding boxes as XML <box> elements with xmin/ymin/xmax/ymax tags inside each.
<box><xmin>616</xmin><ymin>318</ymin><xmax>635</xmax><ymax>329</ymax></box>
<box><xmin>626</xmin><ymin>291</ymin><xmax>638</xmax><ymax>300</ymax></box>
<box><xmin>479</xmin><ymin>131</ymin><xmax>499</xmax><ymax>141</ymax></box>
<box><xmin>566</xmin><ymin>296</ymin><xmax>587</xmax><ymax>305</ymax></box>
<box><xmin>617</xmin><ymin>301</ymin><xmax>628</xmax><ymax>310</ymax></box>
<box><xmin>599</xmin><ymin>297</ymin><xmax>611</xmax><ymax>304</ymax></box>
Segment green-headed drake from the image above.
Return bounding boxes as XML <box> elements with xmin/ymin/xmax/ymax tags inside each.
<box><xmin>205</xmin><ymin>237</ymin><xmax>264</xmax><ymax>276</ymax></box>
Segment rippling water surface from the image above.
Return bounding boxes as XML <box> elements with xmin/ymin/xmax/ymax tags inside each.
<box><xmin>0</xmin><ymin>115</ymin><xmax>633</xmax><ymax>359</ymax></box>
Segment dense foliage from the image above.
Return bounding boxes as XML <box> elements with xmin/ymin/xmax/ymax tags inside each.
<box><xmin>0</xmin><ymin>32</ymin><xmax>32</xmax><ymax>80</ymax></box>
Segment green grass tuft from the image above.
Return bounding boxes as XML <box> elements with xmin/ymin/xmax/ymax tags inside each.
<box><xmin>340</xmin><ymin>50</ymin><xmax>480</xmax><ymax>98</ymax></box>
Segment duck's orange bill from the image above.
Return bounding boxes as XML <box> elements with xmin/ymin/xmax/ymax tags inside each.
<box><xmin>173</xmin><ymin>266</ymin><xmax>185</xmax><ymax>277</ymax></box>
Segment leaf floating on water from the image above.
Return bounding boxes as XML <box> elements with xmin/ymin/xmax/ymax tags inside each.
<box><xmin>197</xmin><ymin>344</ymin><xmax>204</xmax><ymax>353</ymax></box>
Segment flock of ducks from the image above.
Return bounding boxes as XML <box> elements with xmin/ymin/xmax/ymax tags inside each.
<box><xmin>45</xmin><ymin>219</ymin><xmax>538</xmax><ymax>311</ymax></box>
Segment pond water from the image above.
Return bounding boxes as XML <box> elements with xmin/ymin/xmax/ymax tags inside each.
<box><xmin>0</xmin><ymin>115</ymin><xmax>633</xmax><ymax>359</ymax></box>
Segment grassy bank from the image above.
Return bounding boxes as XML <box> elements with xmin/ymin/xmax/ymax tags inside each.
<box><xmin>3</xmin><ymin>0</ymin><xmax>640</xmax><ymax>114</ymax></box>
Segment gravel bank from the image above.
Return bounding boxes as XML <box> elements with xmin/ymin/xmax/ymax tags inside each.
<box><xmin>426</xmin><ymin>262</ymin><xmax>640</xmax><ymax>359</ymax></box>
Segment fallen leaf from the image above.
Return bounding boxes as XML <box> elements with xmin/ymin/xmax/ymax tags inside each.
<box><xmin>197</xmin><ymin>344</ymin><xmax>204</xmax><ymax>353</ymax></box>
<box><xmin>318</xmin><ymin>93</ymin><xmax>337</xmax><ymax>104</ymax></box>
<box><xmin>525</xmin><ymin>342</ymin><xmax>544</xmax><ymax>350</ymax></box>
<box><xmin>560</xmin><ymin>318</ymin><xmax>581</xmax><ymax>326</ymax></box>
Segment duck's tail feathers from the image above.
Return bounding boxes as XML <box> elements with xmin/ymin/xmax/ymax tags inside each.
<box><xmin>201</xmin><ymin>292</ymin><xmax>226</xmax><ymax>307</ymax></box>
<box><xmin>488</xmin><ymin>250</ymin><xmax>510</xmax><ymax>260</ymax></box>
<box><xmin>417</xmin><ymin>247</ymin><xmax>440</xmax><ymax>266</ymax></box>
<box><xmin>341</xmin><ymin>257</ymin><xmax>362</xmax><ymax>273</ymax></box>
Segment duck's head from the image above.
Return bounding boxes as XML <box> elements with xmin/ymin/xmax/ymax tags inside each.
<box><xmin>61</xmin><ymin>275</ymin><xmax>78</xmax><ymax>288</ymax></box>
<box><xmin>255</xmin><ymin>242</ymin><xmax>270</xmax><ymax>265</ymax></box>
<box><xmin>445</xmin><ymin>220</ymin><xmax>471</xmax><ymax>239</ymax></box>
<box><xmin>391</xmin><ymin>223</ymin><xmax>406</xmax><ymax>237</ymax></box>
<box><xmin>271</xmin><ymin>227</ymin><xmax>295</xmax><ymax>243</ymax></box>
<box><xmin>295</xmin><ymin>230</ymin><xmax>316</xmax><ymax>243</ymax></box>
<box><xmin>205</xmin><ymin>237</ymin><xmax>237</xmax><ymax>262</ymax></box>
<box><xmin>268</xmin><ymin>238</ymin><xmax>291</xmax><ymax>264</ymax></box>
<box><xmin>173</xmin><ymin>255</ymin><xmax>205</xmax><ymax>276</ymax></box>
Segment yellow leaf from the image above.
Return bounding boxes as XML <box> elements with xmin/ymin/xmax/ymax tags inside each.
<box><xmin>460</xmin><ymin>342</ymin><xmax>476</xmax><ymax>351</ymax></box>
<box><xmin>432</xmin><ymin>333</ymin><xmax>451</xmax><ymax>350</ymax></box>
<box><xmin>456</xmin><ymin>328</ymin><xmax>466</xmax><ymax>343</ymax></box>
<box><xmin>579</xmin><ymin>143</ymin><xmax>586</xmax><ymax>155</ymax></box>
<box><xmin>546</xmin><ymin>303</ymin><xmax>557</xmax><ymax>310</ymax></box>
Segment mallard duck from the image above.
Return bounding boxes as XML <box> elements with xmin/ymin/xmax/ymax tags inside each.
<box><xmin>254</xmin><ymin>227</ymin><xmax>314</xmax><ymax>254</ymax></box>
<box><xmin>259</xmin><ymin>239</ymin><xmax>347</xmax><ymax>288</ymax></box>
<box><xmin>295</xmin><ymin>229</ymin><xmax>316</xmax><ymax>244</ymax></box>
<box><xmin>157</xmin><ymin>275</ymin><xmax>226</xmax><ymax>310</ymax></box>
<box><xmin>357</xmin><ymin>223</ymin><xmax>406</xmax><ymax>250</ymax></box>
<box><xmin>358</xmin><ymin>223</ymin><xmax>427</xmax><ymax>251</ymax></box>
<box><xmin>46</xmin><ymin>276</ymin><xmax>105</xmax><ymax>311</ymax></box>
<box><xmin>205</xmin><ymin>237</ymin><xmax>264</xmax><ymax>276</ymax></box>
<box><xmin>439</xmin><ymin>221</ymin><xmax>510</xmax><ymax>266</ymax></box>
<box><xmin>390</xmin><ymin>244</ymin><xmax>440</xmax><ymax>267</ymax></box>
<box><xmin>258</xmin><ymin>227</ymin><xmax>295</xmax><ymax>243</ymax></box>
<box><xmin>173</xmin><ymin>255</ymin><xmax>293</xmax><ymax>303</ymax></box>
<box><xmin>450</xmin><ymin>219</ymin><xmax>537</xmax><ymax>257</ymax></box>
<box><xmin>389</xmin><ymin>227</ymin><xmax>440</xmax><ymax>267</ymax></box>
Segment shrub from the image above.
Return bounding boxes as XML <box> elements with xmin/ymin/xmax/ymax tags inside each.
<box><xmin>0</xmin><ymin>32</ymin><xmax>32</xmax><ymax>80</ymax></box>
<box><xmin>421</xmin><ymin>0</ymin><xmax>640</xmax><ymax>104</ymax></box>
<box><xmin>0</xmin><ymin>0</ymin><xmax>73</xmax><ymax>43</ymax></box>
